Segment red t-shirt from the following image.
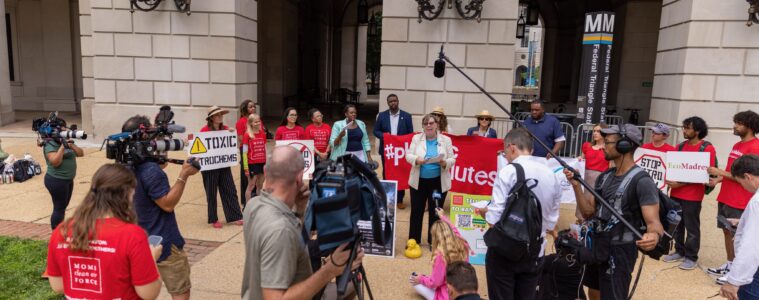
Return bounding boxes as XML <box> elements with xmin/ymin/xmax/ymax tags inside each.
<box><xmin>305</xmin><ymin>123</ymin><xmax>332</xmax><ymax>153</ymax></box>
<box><xmin>46</xmin><ymin>218</ymin><xmax>160</xmax><ymax>300</ymax></box>
<box><xmin>717</xmin><ymin>138</ymin><xmax>759</xmax><ymax>209</ymax></box>
<box><xmin>670</xmin><ymin>141</ymin><xmax>717</xmax><ymax>201</ymax></box>
<box><xmin>275</xmin><ymin>125</ymin><xmax>305</xmax><ymax>141</ymax></box>
<box><xmin>200</xmin><ymin>124</ymin><xmax>229</xmax><ymax>132</ymax></box>
<box><xmin>641</xmin><ymin>142</ymin><xmax>676</xmax><ymax>152</ymax></box>
<box><xmin>242</xmin><ymin>130</ymin><xmax>267</xmax><ymax>164</ymax></box>
<box><xmin>581</xmin><ymin>142</ymin><xmax>609</xmax><ymax>172</ymax></box>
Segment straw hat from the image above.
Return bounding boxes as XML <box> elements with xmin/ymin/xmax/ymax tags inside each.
<box><xmin>206</xmin><ymin>106</ymin><xmax>229</xmax><ymax>120</ymax></box>
<box><xmin>431</xmin><ymin>106</ymin><xmax>446</xmax><ymax>115</ymax></box>
<box><xmin>475</xmin><ymin>110</ymin><xmax>494</xmax><ymax>120</ymax></box>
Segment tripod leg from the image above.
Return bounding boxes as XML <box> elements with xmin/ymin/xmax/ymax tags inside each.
<box><xmin>352</xmin><ymin>273</ymin><xmax>364</xmax><ymax>300</ymax></box>
<box><xmin>358</xmin><ymin>266</ymin><xmax>374</xmax><ymax>300</ymax></box>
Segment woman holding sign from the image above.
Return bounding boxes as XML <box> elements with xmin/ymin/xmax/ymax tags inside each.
<box><xmin>200</xmin><ymin>106</ymin><xmax>243</xmax><ymax>229</ymax></box>
<box><xmin>329</xmin><ymin>104</ymin><xmax>374</xmax><ymax>164</ymax></box>
<box><xmin>406</xmin><ymin>114</ymin><xmax>456</xmax><ymax>249</ymax></box>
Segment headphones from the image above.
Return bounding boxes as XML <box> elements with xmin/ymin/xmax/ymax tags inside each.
<box><xmin>615</xmin><ymin>124</ymin><xmax>636</xmax><ymax>154</ymax></box>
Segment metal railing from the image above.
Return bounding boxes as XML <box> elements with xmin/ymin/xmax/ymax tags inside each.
<box><xmin>565</xmin><ymin>124</ymin><xmax>684</xmax><ymax>158</ymax></box>
<box><xmin>513</xmin><ymin>112</ymin><xmax>624</xmax><ymax>125</ymax></box>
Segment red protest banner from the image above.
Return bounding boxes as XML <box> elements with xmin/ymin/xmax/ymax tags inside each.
<box><xmin>382</xmin><ymin>133</ymin><xmax>503</xmax><ymax>195</ymax></box>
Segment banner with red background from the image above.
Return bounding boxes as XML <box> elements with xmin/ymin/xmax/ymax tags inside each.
<box><xmin>382</xmin><ymin>133</ymin><xmax>503</xmax><ymax>194</ymax></box>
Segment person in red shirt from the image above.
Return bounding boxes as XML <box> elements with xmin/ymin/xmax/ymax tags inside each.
<box><xmin>275</xmin><ymin>107</ymin><xmax>305</xmax><ymax>141</ymax></box>
<box><xmin>662</xmin><ymin>116</ymin><xmax>716</xmax><ymax>270</ymax></box>
<box><xmin>47</xmin><ymin>164</ymin><xmax>162</xmax><ymax>300</ymax></box>
<box><xmin>707</xmin><ymin>110</ymin><xmax>759</xmax><ymax>284</ymax></box>
<box><xmin>641</xmin><ymin>123</ymin><xmax>676</xmax><ymax>152</ymax></box>
<box><xmin>578</xmin><ymin>123</ymin><xmax>610</xmax><ymax>222</ymax></box>
<box><xmin>242</xmin><ymin>113</ymin><xmax>267</xmax><ymax>202</ymax></box>
<box><xmin>305</xmin><ymin>108</ymin><xmax>331</xmax><ymax>163</ymax></box>
<box><xmin>235</xmin><ymin>99</ymin><xmax>265</xmax><ymax>207</ymax></box>
<box><xmin>200</xmin><ymin>106</ymin><xmax>244</xmax><ymax>229</ymax></box>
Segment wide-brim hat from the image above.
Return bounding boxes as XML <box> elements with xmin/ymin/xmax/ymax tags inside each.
<box><xmin>431</xmin><ymin>106</ymin><xmax>446</xmax><ymax>115</ymax></box>
<box><xmin>475</xmin><ymin>110</ymin><xmax>494</xmax><ymax>120</ymax></box>
<box><xmin>206</xmin><ymin>106</ymin><xmax>229</xmax><ymax>120</ymax></box>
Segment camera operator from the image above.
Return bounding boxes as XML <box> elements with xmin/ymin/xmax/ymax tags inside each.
<box><xmin>564</xmin><ymin>124</ymin><xmax>664</xmax><ymax>300</ymax></box>
<box><xmin>241</xmin><ymin>146</ymin><xmax>364</xmax><ymax>300</ymax></box>
<box><xmin>121</xmin><ymin>115</ymin><xmax>199</xmax><ymax>300</ymax></box>
<box><xmin>42</xmin><ymin>119</ymin><xmax>84</xmax><ymax>230</ymax></box>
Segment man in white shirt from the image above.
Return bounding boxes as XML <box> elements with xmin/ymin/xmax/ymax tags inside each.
<box><xmin>476</xmin><ymin>127</ymin><xmax>561</xmax><ymax>300</ymax></box>
<box><xmin>720</xmin><ymin>154</ymin><xmax>759</xmax><ymax>300</ymax></box>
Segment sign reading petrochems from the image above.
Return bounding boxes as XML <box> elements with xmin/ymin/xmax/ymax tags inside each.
<box><xmin>578</xmin><ymin>11</ymin><xmax>614</xmax><ymax>124</ymax></box>
<box><xmin>187</xmin><ymin>130</ymin><xmax>239</xmax><ymax>171</ymax></box>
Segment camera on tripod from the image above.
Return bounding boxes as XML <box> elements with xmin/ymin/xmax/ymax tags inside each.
<box><xmin>32</xmin><ymin>112</ymin><xmax>87</xmax><ymax>146</ymax></box>
<box><xmin>102</xmin><ymin>106</ymin><xmax>198</xmax><ymax>168</ymax></box>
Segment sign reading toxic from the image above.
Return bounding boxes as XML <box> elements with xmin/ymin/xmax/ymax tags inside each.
<box><xmin>275</xmin><ymin>140</ymin><xmax>315</xmax><ymax>180</ymax></box>
<box><xmin>633</xmin><ymin>148</ymin><xmax>667</xmax><ymax>191</ymax></box>
<box><xmin>187</xmin><ymin>130</ymin><xmax>238</xmax><ymax>171</ymax></box>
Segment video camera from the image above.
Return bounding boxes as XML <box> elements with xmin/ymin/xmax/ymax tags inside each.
<box><xmin>32</xmin><ymin>112</ymin><xmax>87</xmax><ymax>146</ymax></box>
<box><xmin>102</xmin><ymin>106</ymin><xmax>198</xmax><ymax>168</ymax></box>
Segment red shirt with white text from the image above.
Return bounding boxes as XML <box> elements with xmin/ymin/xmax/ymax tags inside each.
<box><xmin>305</xmin><ymin>123</ymin><xmax>332</xmax><ymax>153</ymax></box>
<box><xmin>275</xmin><ymin>125</ymin><xmax>305</xmax><ymax>141</ymax></box>
<box><xmin>243</xmin><ymin>130</ymin><xmax>267</xmax><ymax>164</ymax></box>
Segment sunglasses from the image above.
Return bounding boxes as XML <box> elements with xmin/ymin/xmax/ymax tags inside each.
<box><xmin>478</xmin><ymin>117</ymin><xmax>492</xmax><ymax>121</ymax></box>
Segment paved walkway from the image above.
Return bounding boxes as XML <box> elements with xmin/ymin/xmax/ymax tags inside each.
<box><xmin>0</xmin><ymin>121</ymin><xmax>731</xmax><ymax>299</ymax></box>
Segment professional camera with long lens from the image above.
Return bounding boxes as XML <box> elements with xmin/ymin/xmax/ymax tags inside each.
<box><xmin>32</xmin><ymin>112</ymin><xmax>87</xmax><ymax>146</ymax></box>
<box><xmin>102</xmin><ymin>106</ymin><xmax>198</xmax><ymax>168</ymax></box>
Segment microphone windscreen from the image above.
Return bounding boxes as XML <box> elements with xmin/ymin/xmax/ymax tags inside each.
<box><xmin>166</xmin><ymin>124</ymin><xmax>186</xmax><ymax>133</ymax></box>
<box><xmin>433</xmin><ymin>59</ymin><xmax>445</xmax><ymax>78</ymax></box>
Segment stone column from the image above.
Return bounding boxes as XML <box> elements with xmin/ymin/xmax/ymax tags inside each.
<box><xmin>651</xmin><ymin>0</ymin><xmax>759</xmax><ymax>159</ymax></box>
<box><xmin>85</xmin><ymin>0</ymin><xmax>257</xmax><ymax>139</ymax></box>
<box><xmin>380</xmin><ymin>1</ymin><xmax>518</xmax><ymax>133</ymax></box>
<box><xmin>356</xmin><ymin>24</ymin><xmax>368</xmax><ymax>103</ymax></box>
<box><xmin>0</xmin><ymin>0</ymin><xmax>15</xmax><ymax>125</ymax></box>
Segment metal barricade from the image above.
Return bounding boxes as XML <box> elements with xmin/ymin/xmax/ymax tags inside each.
<box><xmin>638</xmin><ymin>125</ymin><xmax>683</xmax><ymax>146</ymax></box>
<box><xmin>570</xmin><ymin>123</ymin><xmax>684</xmax><ymax>159</ymax></box>
<box><xmin>490</xmin><ymin>118</ymin><xmax>516</xmax><ymax>139</ymax></box>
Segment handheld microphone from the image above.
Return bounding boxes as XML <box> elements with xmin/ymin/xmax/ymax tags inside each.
<box><xmin>433</xmin><ymin>45</ymin><xmax>446</xmax><ymax>78</ymax></box>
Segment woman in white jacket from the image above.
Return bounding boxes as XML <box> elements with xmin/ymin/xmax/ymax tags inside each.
<box><xmin>405</xmin><ymin>114</ymin><xmax>456</xmax><ymax>249</ymax></box>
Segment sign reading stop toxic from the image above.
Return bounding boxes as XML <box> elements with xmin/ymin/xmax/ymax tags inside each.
<box><xmin>633</xmin><ymin>148</ymin><xmax>667</xmax><ymax>192</ymax></box>
<box><xmin>275</xmin><ymin>140</ymin><xmax>315</xmax><ymax>180</ymax></box>
<box><xmin>188</xmin><ymin>130</ymin><xmax>238</xmax><ymax>171</ymax></box>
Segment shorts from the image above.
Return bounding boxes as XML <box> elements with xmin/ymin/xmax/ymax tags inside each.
<box><xmin>247</xmin><ymin>163</ymin><xmax>264</xmax><ymax>177</ymax></box>
<box><xmin>582</xmin><ymin>243</ymin><xmax>638</xmax><ymax>299</ymax></box>
<box><xmin>157</xmin><ymin>245</ymin><xmax>192</xmax><ymax>295</ymax></box>
<box><xmin>717</xmin><ymin>202</ymin><xmax>744</xmax><ymax>229</ymax></box>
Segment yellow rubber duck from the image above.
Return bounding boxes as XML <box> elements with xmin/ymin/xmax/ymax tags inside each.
<box><xmin>404</xmin><ymin>239</ymin><xmax>422</xmax><ymax>259</ymax></box>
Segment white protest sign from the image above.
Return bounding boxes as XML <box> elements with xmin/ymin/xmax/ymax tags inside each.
<box><xmin>187</xmin><ymin>130</ymin><xmax>239</xmax><ymax>171</ymax></box>
<box><xmin>276</xmin><ymin>140</ymin><xmax>315</xmax><ymax>180</ymax></box>
<box><xmin>546</xmin><ymin>158</ymin><xmax>586</xmax><ymax>204</ymax></box>
<box><xmin>633</xmin><ymin>148</ymin><xmax>667</xmax><ymax>191</ymax></box>
<box><xmin>666</xmin><ymin>151</ymin><xmax>710</xmax><ymax>183</ymax></box>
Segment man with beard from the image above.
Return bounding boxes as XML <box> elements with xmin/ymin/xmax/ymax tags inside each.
<box><xmin>707</xmin><ymin>111</ymin><xmax>759</xmax><ymax>285</ymax></box>
<box><xmin>374</xmin><ymin>94</ymin><xmax>413</xmax><ymax>209</ymax></box>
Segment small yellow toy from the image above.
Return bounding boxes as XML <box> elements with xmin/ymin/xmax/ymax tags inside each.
<box><xmin>404</xmin><ymin>239</ymin><xmax>422</xmax><ymax>259</ymax></box>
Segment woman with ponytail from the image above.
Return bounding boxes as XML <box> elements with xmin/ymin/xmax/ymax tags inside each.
<box><xmin>46</xmin><ymin>164</ymin><xmax>163</xmax><ymax>300</ymax></box>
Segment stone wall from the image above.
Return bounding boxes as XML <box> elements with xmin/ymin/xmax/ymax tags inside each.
<box><xmin>651</xmin><ymin>0</ymin><xmax>759</xmax><ymax>159</ymax></box>
<box><xmin>81</xmin><ymin>0</ymin><xmax>257</xmax><ymax>139</ymax></box>
<box><xmin>380</xmin><ymin>1</ymin><xmax>519</xmax><ymax>133</ymax></box>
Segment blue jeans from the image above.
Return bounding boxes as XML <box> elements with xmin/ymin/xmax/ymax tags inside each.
<box><xmin>739</xmin><ymin>269</ymin><xmax>759</xmax><ymax>299</ymax></box>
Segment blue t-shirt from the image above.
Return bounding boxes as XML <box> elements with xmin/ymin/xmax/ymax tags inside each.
<box><xmin>346</xmin><ymin>127</ymin><xmax>364</xmax><ymax>151</ymax></box>
<box><xmin>420</xmin><ymin>139</ymin><xmax>441</xmax><ymax>179</ymax></box>
<box><xmin>522</xmin><ymin>115</ymin><xmax>565</xmax><ymax>157</ymax></box>
<box><xmin>132</xmin><ymin>162</ymin><xmax>184</xmax><ymax>262</ymax></box>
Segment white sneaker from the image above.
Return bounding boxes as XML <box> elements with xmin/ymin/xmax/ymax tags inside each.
<box><xmin>707</xmin><ymin>262</ymin><xmax>731</xmax><ymax>276</ymax></box>
<box><xmin>716</xmin><ymin>275</ymin><xmax>728</xmax><ymax>285</ymax></box>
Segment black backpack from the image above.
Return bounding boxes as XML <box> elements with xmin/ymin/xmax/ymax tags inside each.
<box><xmin>12</xmin><ymin>159</ymin><xmax>34</xmax><ymax>182</ymax></box>
<box><xmin>483</xmin><ymin>163</ymin><xmax>543</xmax><ymax>261</ymax></box>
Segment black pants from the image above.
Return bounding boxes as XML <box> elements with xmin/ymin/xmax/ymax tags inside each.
<box><xmin>674</xmin><ymin>197</ymin><xmax>702</xmax><ymax>261</ymax></box>
<box><xmin>202</xmin><ymin>167</ymin><xmax>243</xmax><ymax>223</ymax></box>
<box><xmin>381</xmin><ymin>157</ymin><xmax>404</xmax><ymax>204</ymax></box>
<box><xmin>44</xmin><ymin>174</ymin><xmax>74</xmax><ymax>230</ymax></box>
<box><xmin>409</xmin><ymin>177</ymin><xmax>445</xmax><ymax>244</ymax></box>
<box><xmin>583</xmin><ymin>243</ymin><xmax>638</xmax><ymax>300</ymax></box>
<box><xmin>239</xmin><ymin>148</ymin><xmax>249</xmax><ymax>207</ymax></box>
<box><xmin>486</xmin><ymin>249</ymin><xmax>544</xmax><ymax>300</ymax></box>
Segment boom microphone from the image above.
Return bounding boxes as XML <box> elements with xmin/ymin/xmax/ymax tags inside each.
<box><xmin>433</xmin><ymin>45</ymin><xmax>446</xmax><ymax>78</ymax></box>
<box><xmin>166</xmin><ymin>124</ymin><xmax>186</xmax><ymax>133</ymax></box>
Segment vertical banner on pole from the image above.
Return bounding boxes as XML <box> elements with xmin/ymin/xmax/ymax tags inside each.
<box><xmin>577</xmin><ymin>11</ymin><xmax>614</xmax><ymax>124</ymax></box>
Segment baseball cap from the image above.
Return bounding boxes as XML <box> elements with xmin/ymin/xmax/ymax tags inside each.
<box><xmin>651</xmin><ymin>123</ymin><xmax>670</xmax><ymax>135</ymax></box>
<box><xmin>601</xmin><ymin>124</ymin><xmax>643</xmax><ymax>145</ymax></box>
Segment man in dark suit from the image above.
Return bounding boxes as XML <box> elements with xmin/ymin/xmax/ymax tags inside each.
<box><xmin>374</xmin><ymin>93</ymin><xmax>414</xmax><ymax>209</ymax></box>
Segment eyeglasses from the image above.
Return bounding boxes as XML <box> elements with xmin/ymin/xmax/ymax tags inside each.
<box><xmin>478</xmin><ymin>117</ymin><xmax>491</xmax><ymax>121</ymax></box>
<box><xmin>288</xmin><ymin>114</ymin><xmax>297</xmax><ymax>117</ymax></box>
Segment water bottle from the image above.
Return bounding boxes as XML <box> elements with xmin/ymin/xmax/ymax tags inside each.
<box><xmin>665</xmin><ymin>209</ymin><xmax>681</xmax><ymax>238</ymax></box>
<box><xmin>432</xmin><ymin>190</ymin><xmax>442</xmax><ymax>209</ymax></box>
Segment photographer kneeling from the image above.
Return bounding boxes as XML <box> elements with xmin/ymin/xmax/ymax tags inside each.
<box><xmin>563</xmin><ymin>124</ymin><xmax>663</xmax><ymax>300</ymax></box>
<box><xmin>122</xmin><ymin>116</ymin><xmax>200</xmax><ymax>300</ymax></box>
<box><xmin>241</xmin><ymin>146</ymin><xmax>364</xmax><ymax>300</ymax></box>
<box><xmin>42</xmin><ymin>120</ymin><xmax>84</xmax><ymax>230</ymax></box>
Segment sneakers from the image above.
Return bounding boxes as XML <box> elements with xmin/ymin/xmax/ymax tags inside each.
<box><xmin>716</xmin><ymin>276</ymin><xmax>728</xmax><ymax>285</ymax></box>
<box><xmin>679</xmin><ymin>259</ymin><xmax>697</xmax><ymax>270</ymax></box>
<box><xmin>707</xmin><ymin>262</ymin><xmax>731</xmax><ymax>276</ymax></box>
<box><xmin>662</xmin><ymin>253</ymin><xmax>684</xmax><ymax>263</ymax></box>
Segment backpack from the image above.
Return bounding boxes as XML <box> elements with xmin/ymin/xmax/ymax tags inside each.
<box><xmin>12</xmin><ymin>159</ymin><xmax>34</xmax><ymax>182</ymax></box>
<box><xmin>483</xmin><ymin>163</ymin><xmax>544</xmax><ymax>261</ymax></box>
<box><xmin>677</xmin><ymin>141</ymin><xmax>717</xmax><ymax>194</ymax></box>
<box><xmin>596</xmin><ymin>166</ymin><xmax>681</xmax><ymax>260</ymax></box>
